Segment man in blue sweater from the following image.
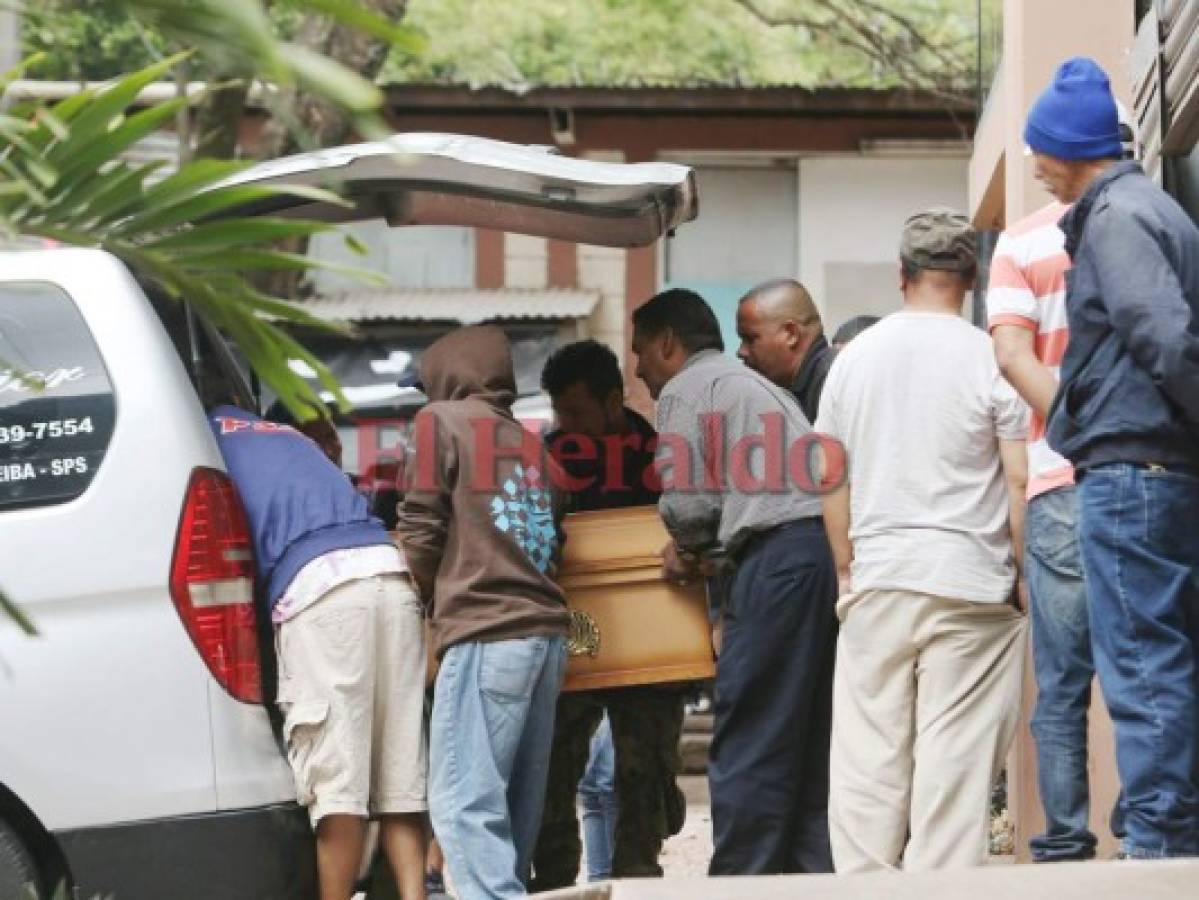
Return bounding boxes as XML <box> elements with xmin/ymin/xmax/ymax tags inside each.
<box><xmin>1026</xmin><ymin>57</ymin><xmax>1199</xmax><ymax>859</ymax></box>
<box><xmin>210</xmin><ymin>404</ymin><xmax>428</xmax><ymax>900</ymax></box>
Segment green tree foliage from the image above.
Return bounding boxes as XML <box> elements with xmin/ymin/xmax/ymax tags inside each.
<box><xmin>21</xmin><ymin>1</ymin><xmax>169</xmax><ymax>81</ymax></box>
<box><xmin>385</xmin><ymin>0</ymin><xmax>983</xmax><ymax>92</ymax></box>
<box><xmin>23</xmin><ymin>0</ymin><xmax>991</xmax><ymax>93</ymax></box>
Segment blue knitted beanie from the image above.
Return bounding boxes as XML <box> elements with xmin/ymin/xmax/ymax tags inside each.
<box><xmin>1024</xmin><ymin>57</ymin><xmax>1121</xmax><ymax>161</ymax></box>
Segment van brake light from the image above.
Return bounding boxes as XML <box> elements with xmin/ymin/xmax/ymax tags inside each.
<box><xmin>169</xmin><ymin>468</ymin><xmax>262</xmax><ymax>703</ymax></box>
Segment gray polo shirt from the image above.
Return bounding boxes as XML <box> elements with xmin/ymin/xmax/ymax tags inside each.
<box><xmin>655</xmin><ymin>350</ymin><xmax>822</xmax><ymax>558</ymax></box>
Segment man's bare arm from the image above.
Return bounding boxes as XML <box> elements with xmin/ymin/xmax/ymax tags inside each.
<box><xmin>999</xmin><ymin>437</ymin><xmax>1028</xmax><ymax>575</ymax></box>
<box><xmin>821</xmin><ymin>481</ymin><xmax>853</xmax><ymax>594</ymax></box>
<box><xmin>993</xmin><ymin>325</ymin><xmax>1058</xmax><ymax>421</ymax></box>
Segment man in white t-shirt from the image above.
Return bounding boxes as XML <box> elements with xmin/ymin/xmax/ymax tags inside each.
<box><xmin>815</xmin><ymin>208</ymin><xmax>1030</xmax><ymax>872</ymax></box>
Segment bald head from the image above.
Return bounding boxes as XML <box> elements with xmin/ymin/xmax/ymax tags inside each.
<box><xmin>735</xmin><ymin>279</ymin><xmax>824</xmax><ymax>387</ymax></box>
<box><xmin>741</xmin><ymin>278</ymin><xmax>821</xmax><ymax>329</ymax></box>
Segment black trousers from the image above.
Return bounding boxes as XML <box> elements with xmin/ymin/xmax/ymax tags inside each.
<box><xmin>708</xmin><ymin>518</ymin><xmax>839</xmax><ymax>875</ymax></box>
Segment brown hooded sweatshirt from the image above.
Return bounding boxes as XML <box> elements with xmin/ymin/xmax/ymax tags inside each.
<box><xmin>397</xmin><ymin>325</ymin><xmax>569</xmax><ymax>658</ymax></box>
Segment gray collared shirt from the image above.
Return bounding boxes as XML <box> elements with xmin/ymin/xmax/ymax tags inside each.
<box><xmin>654</xmin><ymin>350</ymin><xmax>822</xmax><ymax>558</ymax></box>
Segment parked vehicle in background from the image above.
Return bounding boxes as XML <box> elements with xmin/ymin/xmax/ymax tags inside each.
<box><xmin>0</xmin><ymin>133</ymin><xmax>695</xmax><ymax>900</ymax></box>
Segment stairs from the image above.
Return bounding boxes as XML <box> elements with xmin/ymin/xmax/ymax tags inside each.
<box><xmin>680</xmin><ymin>711</ymin><xmax>712</xmax><ymax>774</ymax></box>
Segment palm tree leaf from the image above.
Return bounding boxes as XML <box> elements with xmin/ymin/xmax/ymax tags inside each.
<box><xmin>59</xmin><ymin>162</ymin><xmax>167</xmax><ymax>229</ymax></box>
<box><xmin>298</xmin><ymin>0</ymin><xmax>425</xmax><ymax>52</ymax></box>
<box><xmin>0</xmin><ymin>158</ymin><xmax>49</xmax><ymax>206</ymax></box>
<box><xmin>132</xmin><ymin>158</ymin><xmax>249</xmax><ymax>213</ymax></box>
<box><xmin>42</xmin><ymin>53</ymin><xmax>191</xmax><ymax>169</ymax></box>
<box><xmin>51</xmin><ymin>98</ymin><xmax>188</xmax><ymax>189</ymax></box>
<box><xmin>220</xmin><ymin>289</ymin><xmax>349</xmax><ymax>335</ymax></box>
<box><xmin>145</xmin><ymin>218</ymin><xmax>332</xmax><ymax>252</ymax></box>
<box><xmin>0</xmin><ymin>587</ymin><xmax>38</xmax><ymax>637</ymax></box>
<box><xmin>23</xmin><ymin>106</ymin><xmax>74</xmax><ymax>148</ymax></box>
<box><xmin>0</xmin><ymin>51</ymin><xmax>45</xmax><ymax>88</ymax></box>
<box><xmin>121</xmin><ymin>1</ymin><xmax>285</xmax><ymax>80</ymax></box>
<box><xmin>283</xmin><ymin>44</ymin><xmax>383</xmax><ymax>112</ymax></box>
<box><xmin>113</xmin><ymin>183</ymin><xmax>348</xmax><ymax>238</ymax></box>
<box><xmin>173</xmin><ymin>248</ymin><xmax>387</xmax><ymax>288</ymax></box>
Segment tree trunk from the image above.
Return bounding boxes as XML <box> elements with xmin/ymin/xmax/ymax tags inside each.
<box><xmin>193</xmin><ymin>81</ymin><xmax>252</xmax><ymax>161</ymax></box>
<box><xmin>191</xmin><ymin>0</ymin><xmax>407</xmax><ymax>162</ymax></box>
<box><xmin>262</xmin><ymin>0</ymin><xmax>408</xmax><ymax>159</ymax></box>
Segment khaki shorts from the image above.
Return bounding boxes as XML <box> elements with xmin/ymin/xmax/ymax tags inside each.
<box><xmin>276</xmin><ymin>573</ymin><xmax>427</xmax><ymax>826</ymax></box>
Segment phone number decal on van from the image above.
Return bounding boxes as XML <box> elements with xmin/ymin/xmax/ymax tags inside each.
<box><xmin>0</xmin><ymin>417</ymin><xmax>95</xmax><ymax>443</ymax></box>
<box><xmin>0</xmin><ymin>457</ymin><xmax>90</xmax><ymax>483</ymax></box>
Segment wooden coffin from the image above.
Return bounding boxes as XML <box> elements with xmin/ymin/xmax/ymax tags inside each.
<box><xmin>557</xmin><ymin>505</ymin><xmax>715</xmax><ymax>692</ymax></box>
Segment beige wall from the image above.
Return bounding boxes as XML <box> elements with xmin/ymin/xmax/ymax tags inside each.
<box><xmin>798</xmin><ymin>155</ymin><xmax>969</xmax><ymax>326</ymax></box>
<box><xmin>970</xmin><ymin>0</ymin><xmax>1136</xmax><ymax>226</ymax></box>
<box><xmin>968</xmin><ymin>0</ymin><xmax>1136</xmax><ymax>863</ymax></box>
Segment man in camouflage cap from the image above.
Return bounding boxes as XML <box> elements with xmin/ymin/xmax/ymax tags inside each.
<box><xmin>899</xmin><ymin>207</ymin><xmax>978</xmax><ymax>273</ymax></box>
<box><xmin>813</xmin><ymin>207</ymin><xmax>1030</xmax><ymax>871</ymax></box>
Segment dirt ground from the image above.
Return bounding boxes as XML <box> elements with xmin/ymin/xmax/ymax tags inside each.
<box><xmin>658</xmin><ymin>776</ymin><xmax>713</xmax><ymax>878</ymax></box>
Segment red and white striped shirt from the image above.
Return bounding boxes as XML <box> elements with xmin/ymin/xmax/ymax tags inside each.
<box><xmin>987</xmin><ymin>202</ymin><xmax>1074</xmax><ymax>500</ymax></box>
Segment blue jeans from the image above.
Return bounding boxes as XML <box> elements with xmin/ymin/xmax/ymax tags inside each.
<box><xmin>1026</xmin><ymin>487</ymin><xmax>1099</xmax><ymax>861</ymax></box>
<box><xmin>578</xmin><ymin>714</ymin><xmax>618</xmax><ymax>881</ymax></box>
<box><xmin>429</xmin><ymin>635</ymin><xmax>568</xmax><ymax>899</ymax></box>
<box><xmin>1078</xmin><ymin>464</ymin><xmax>1199</xmax><ymax>858</ymax></box>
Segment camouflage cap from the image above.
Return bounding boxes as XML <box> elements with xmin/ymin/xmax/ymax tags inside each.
<box><xmin>900</xmin><ymin>207</ymin><xmax>977</xmax><ymax>273</ymax></box>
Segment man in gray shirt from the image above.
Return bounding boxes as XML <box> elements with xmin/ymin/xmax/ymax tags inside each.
<box><xmin>630</xmin><ymin>288</ymin><xmax>838</xmax><ymax>876</ymax></box>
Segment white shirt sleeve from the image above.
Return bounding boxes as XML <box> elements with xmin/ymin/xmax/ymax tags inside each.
<box><xmin>992</xmin><ymin>369</ymin><xmax>1030</xmax><ymax>441</ymax></box>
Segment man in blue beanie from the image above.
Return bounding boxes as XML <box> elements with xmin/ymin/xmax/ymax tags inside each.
<box><xmin>1025</xmin><ymin>56</ymin><xmax>1199</xmax><ymax>859</ymax></box>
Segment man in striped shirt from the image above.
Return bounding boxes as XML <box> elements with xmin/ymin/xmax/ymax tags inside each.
<box><xmin>988</xmin><ymin>201</ymin><xmax>1099</xmax><ymax>862</ymax></box>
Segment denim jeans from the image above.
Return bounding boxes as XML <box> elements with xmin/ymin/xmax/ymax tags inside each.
<box><xmin>1025</xmin><ymin>487</ymin><xmax>1098</xmax><ymax>861</ymax></box>
<box><xmin>578</xmin><ymin>714</ymin><xmax>618</xmax><ymax>881</ymax></box>
<box><xmin>1078</xmin><ymin>464</ymin><xmax>1199</xmax><ymax>858</ymax></box>
<box><xmin>429</xmin><ymin>634</ymin><xmax>568</xmax><ymax>899</ymax></box>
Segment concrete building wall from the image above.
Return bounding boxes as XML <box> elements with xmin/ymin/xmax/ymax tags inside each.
<box><xmin>798</xmin><ymin>155</ymin><xmax>970</xmax><ymax>328</ymax></box>
<box><xmin>970</xmin><ymin>0</ymin><xmax>1136</xmax><ymax>225</ymax></box>
<box><xmin>504</xmin><ymin>233</ymin><xmax>549</xmax><ymax>290</ymax></box>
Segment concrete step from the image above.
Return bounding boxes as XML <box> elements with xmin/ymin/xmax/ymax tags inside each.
<box><xmin>541</xmin><ymin>859</ymin><xmax>1199</xmax><ymax>899</ymax></box>
<box><xmin>679</xmin><ymin>731</ymin><xmax>711</xmax><ymax>775</ymax></box>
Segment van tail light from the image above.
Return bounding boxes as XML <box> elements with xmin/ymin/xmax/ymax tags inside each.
<box><xmin>169</xmin><ymin>467</ymin><xmax>262</xmax><ymax>703</ymax></box>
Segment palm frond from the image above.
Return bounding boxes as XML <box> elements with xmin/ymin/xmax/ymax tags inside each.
<box><xmin>0</xmin><ymin>58</ymin><xmax>378</xmax><ymax>422</ymax></box>
<box><xmin>0</xmin><ymin>588</ymin><xmax>38</xmax><ymax>637</ymax></box>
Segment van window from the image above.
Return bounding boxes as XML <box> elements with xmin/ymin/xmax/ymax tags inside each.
<box><xmin>0</xmin><ymin>282</ymin><xmax>116</xmax><ymax>510</ymax></box>
<box><xmin>146</xmin><ymin>288</ymin><xmax>257</xmax><ymax>413</ymax></box>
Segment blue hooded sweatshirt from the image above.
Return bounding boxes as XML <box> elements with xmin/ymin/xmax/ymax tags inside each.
<box><xmin>209</xmin><ymin>405</ymin><xmax>391</xmax><ymax>610</ymax></box>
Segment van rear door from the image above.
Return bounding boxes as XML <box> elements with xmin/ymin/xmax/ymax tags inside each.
<box><xmin>214</xmin><ymin>132</ymin><xmax>697</xmax><ymax>248</ymax></box>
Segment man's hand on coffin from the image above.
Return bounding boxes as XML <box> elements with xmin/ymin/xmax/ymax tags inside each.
<box><xmin>662</xmin><ymin>539</ymin><xmax>700</xmax><ymax>586</ymax></box>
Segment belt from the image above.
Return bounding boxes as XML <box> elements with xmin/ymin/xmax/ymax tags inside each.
<box><xmin>1140</xmin><ymin>462</ymin><xmax>1199</xmax><ymax>475</ymax></box>
<box><xmin>730</xmin><ymin>516</ymin><xmax>823</xmax><ymax>567</ymax></box>
<box><xmin>1082</xmin><ymin>461</ymin><xmax>1199</xmax><ymax>478</ymax></box>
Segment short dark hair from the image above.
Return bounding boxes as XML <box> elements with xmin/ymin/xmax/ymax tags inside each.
<box><xmin>901</xmin><ymin>258</ymin><xmax>976</xmax><ymax>284</ymax></box>
<box><xmin>265</xmin><ymin>398</ymin><xmax>344</xmax><ymax>426</ymax></box>
<box><xmin>832</xmin><ymin>315</ymin><xmax>881</xmax><ymax>345</ymax></box>
<box><xmin>631</xmin><ymin>288</ymin><xmax>724</xmax><ymax>354</ymax></box>
<box><xmin>541</xmin><ymin>339</ymin><xmax>624</xmax><ymax>401</ymax></box>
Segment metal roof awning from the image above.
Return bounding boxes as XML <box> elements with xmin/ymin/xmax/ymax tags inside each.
<box><xmin>299</xmin><ymin>287</ymin><xmax>600</xmax><ymax>324</ymax></box>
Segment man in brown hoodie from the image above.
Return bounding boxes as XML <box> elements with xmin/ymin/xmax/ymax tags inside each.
<box><xmin>397</xmin><ymin>325</ymin><xmax>570</xmax><ymax>900</ymax></box>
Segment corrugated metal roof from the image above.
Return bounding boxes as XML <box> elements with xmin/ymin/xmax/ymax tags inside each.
<box><xmin>300</xmin><ymin>288</ymin><xmax>600</xmax><ymax>324</ymax></box>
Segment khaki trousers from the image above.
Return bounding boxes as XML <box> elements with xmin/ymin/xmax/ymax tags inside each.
<box><xmin>829</xmin><ymin>589</ymin><xmax>1027</xmax><ymax>872</ymax></box>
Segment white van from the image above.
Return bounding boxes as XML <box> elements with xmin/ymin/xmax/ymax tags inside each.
<box><xmin>0</xmin><ymin>133</ymin><xmax>696</xmax><ymax>900</ymax></box>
